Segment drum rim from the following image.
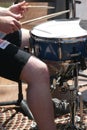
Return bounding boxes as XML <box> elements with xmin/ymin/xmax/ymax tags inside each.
<box><xmin>30</xmin><ymin>31</ymin><xmax>87</xmax><ymax>44</ymax></box>
<box><xmin>30</xmin><ymin>18</ymin><xmax>87</xmax><ymax>39</ymax></box>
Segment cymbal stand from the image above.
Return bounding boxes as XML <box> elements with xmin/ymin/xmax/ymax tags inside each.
<box><xmin>69</xmin><ymin>0</ymin><xmax>76</xmax><ymax>18</ymax></box>
<box><xmin>66</xmin><ymin>0</ymin><xmax>81</xmax><ymax>18</ymax></box>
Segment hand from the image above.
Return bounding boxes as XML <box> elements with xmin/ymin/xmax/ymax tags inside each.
<box><xmin>0</xmin><ymin>16</ymin><xmax>21</xmax><ymax>34</ymax></box>
<box><xmin>0</xmin><ymin>7</ymin><xmax>23</xmax><ymax>20</ymax></box>
<box><xmin>9</xmin><ymin>1</ymin><xmax>29</xmax><ymax>20</ymax></box>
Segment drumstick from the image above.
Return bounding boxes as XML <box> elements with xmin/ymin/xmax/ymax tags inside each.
<box><xmin>21</xmin><ymin>10</ymin><xmax>70</xmax><ymax>25</ymax></box>
<box><xmin>22</xmin><ymin>5</ymin><xmax>55</xmax><ymax>9</ymax></box>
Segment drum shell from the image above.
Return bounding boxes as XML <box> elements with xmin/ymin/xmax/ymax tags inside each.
<box><xmin>30</xmin><ymin>34</ymin><xmax>87</xmax><ymax>62</ymax></box>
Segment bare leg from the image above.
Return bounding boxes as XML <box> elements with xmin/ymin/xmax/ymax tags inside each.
<box><xmin>20</xmin><ymin>28</ymin><xmax>30</xmax><ymax>48</ymax></box>
<box><xmin>20</xmin><ymin>56</ymin><xmax>57</xmax><ymax>130</ymax></box>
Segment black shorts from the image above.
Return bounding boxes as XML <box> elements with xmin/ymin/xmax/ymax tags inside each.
<box><xmin>0</xmin><ymin>30</ymin><xmax>31</xmax><ymax>82</ymax></box>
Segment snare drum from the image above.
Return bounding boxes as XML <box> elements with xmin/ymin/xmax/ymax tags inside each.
<box><xmin>30</xmin><ymin>19</ymin><xmax>87</xmax><ymax>62</ymax></box>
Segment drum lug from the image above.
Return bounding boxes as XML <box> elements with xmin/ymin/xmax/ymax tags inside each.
<box><xmin>58</xmin><ymin>42</ymin><xmax>62</xmax><ymax>60</ymax></box>
<box><xmin>34</xmin><ymin>44</ymin><xmax>40</xmax><ymax>57</ymax></box>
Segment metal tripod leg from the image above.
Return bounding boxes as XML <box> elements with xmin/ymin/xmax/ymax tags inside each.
<box><xmin>0</xmin><ymin>80</ymin><xmax>34</xmax><ymax>120</ymax></box>
<box><xmin>63</xmin><ymin>62</ymin><xmax>85</xmax><ymax>130</ymax></box>
<box><xmin>64</xmin><ymin>90</ymin><xmax>81</xmax><ymax>130</ymax></box>
<box><xmin>17</xmin><ymin>80</ymin><xmax>34</xmax><ymax>120</ymax></box>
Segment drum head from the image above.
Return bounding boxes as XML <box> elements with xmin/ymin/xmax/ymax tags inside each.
<box><xmin>31</xmin><ymin>19</ymin><xmax>87</xmax><ymax>39</ymax></box>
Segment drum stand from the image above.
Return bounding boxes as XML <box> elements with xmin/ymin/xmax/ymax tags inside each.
<box><xmin>65</xmin><ymin>1</ymin><xmax>85</xmax><ymax>128</ymax></box>
<box><xmin>63</xmin><ymin>59</ymin><xmax>86</xmax><ymax>130</ymax></box>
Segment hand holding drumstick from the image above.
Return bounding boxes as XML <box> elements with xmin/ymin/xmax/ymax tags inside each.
<box><xmin>8</xmin><ymin>1</ymin><xmax>70</xmax><ymax>26</ymax></box>
<box><xmin>0</xmin><ymin>1</ymin><xmax>28</xmax><ymax>33</ymax></box>
<box><xmin>9</xmin><ymin>0</ymin><xmax>54</xmax><ymax>20</ymax></box>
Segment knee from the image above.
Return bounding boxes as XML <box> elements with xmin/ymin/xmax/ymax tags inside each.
<box><xmin>39</xmin><ymin>62</ymin><xmax>49</xmax><ymax>78</ymax></box>
<box><xmin>20</xmin><ymin>56</ymin><xmax>50</xmax><ymax>83</ymax></box>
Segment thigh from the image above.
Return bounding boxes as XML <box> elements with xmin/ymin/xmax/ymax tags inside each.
<box><xmin>0</xmin><ymin>41</ymin><xmax>31</xmax><ymax>82</ymax></box>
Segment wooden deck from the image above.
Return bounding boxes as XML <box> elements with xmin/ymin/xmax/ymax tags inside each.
<box><xmin>0</xmin><ymin>77</ymin><xmax>27</xmax><ymax>102</ymax></box>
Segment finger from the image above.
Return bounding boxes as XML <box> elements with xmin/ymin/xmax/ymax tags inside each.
<box><xmin>24</xmin><ymin>2</ymin><xmax>29</xmax><ymax>6</ymax></box>
<box><xmin>9</xmin><ymin>11</ymin><xmax>23</xmax><ymax>20</ymax></box>
<box><xmin>21</xmin><ymin>2</ymin><xmax>29</xmax><ymax>10</ymax></box>
<box><xmin>13</xmin><ymin>20</ymin><xmax>21</xmax><ymax>30</ymax></box>
<box><xmin>11</xmin><ymin>20</ymin><xmax>21</xmax><ymax>32</ymax></box>
<box><xmin>18</xmin><ymin>1</ymin><xmax>27</xmax><ymax>7</ymax></box>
